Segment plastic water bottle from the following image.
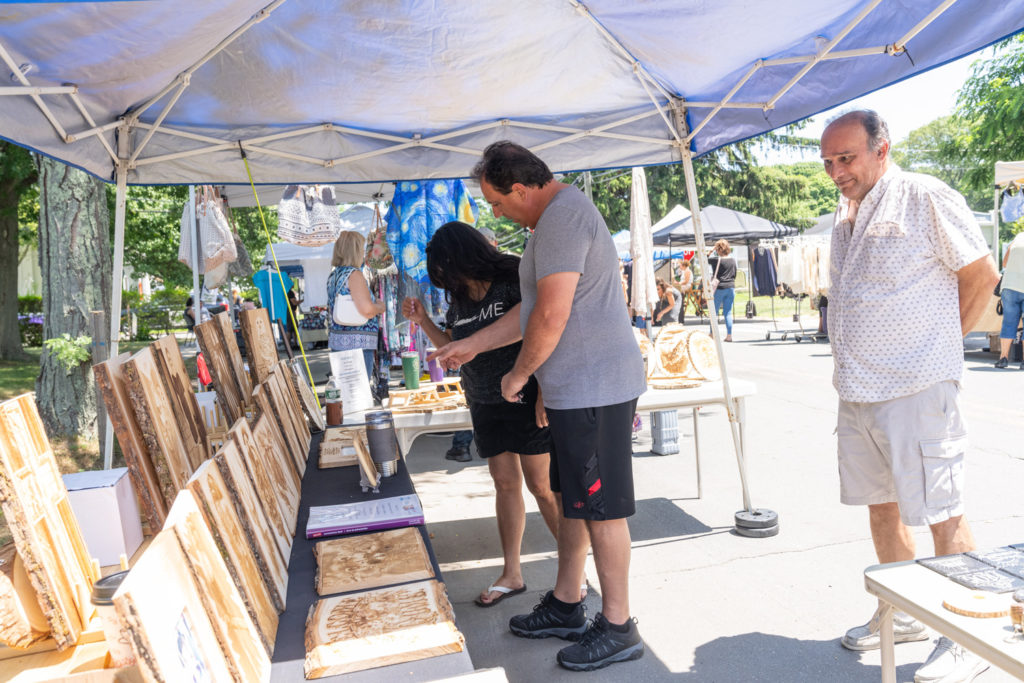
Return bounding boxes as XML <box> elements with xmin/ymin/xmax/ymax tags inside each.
<box><xmin>325</xmin><ymin>374</ymin><xmax>343</xmax><ymax>426</ymax></box>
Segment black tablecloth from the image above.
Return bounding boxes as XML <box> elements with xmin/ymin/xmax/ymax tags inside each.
<box><xmin>270</xmin><ymin>432</ymin><xmax>474</xmax><ymax>681</ymax></box>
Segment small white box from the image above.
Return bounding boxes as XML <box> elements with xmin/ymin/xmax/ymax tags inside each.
<box><xmin>62</xmin><ymin>467</ymin><xmax>144</xmax><ymax>567</ymax></box>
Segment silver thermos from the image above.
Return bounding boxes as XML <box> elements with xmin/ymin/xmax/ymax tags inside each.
<box><xmin>364</xmin><ymin>410</ymin><xmax>400</xmax><ymax>477</ymax></box>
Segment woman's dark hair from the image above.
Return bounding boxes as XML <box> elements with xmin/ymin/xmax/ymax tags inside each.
<box><xmin>426</xmin><ymin>221</ymin><xmax>520</xmax><ymax>304</ymax></box>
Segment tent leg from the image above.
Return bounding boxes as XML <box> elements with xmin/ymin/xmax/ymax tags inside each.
<box><xmin>679</xmin><ymin>146</ymin><xmax>775</xmax><ymax>534</ymax></box>
<box><xmin>104</xmin><ymin>147</ymin><xmax>128</xmax><ymax>469</ymax></box>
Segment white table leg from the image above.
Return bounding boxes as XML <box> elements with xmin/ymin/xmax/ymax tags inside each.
<box><xmin>692</xmin><ymin>407</ymin><xmax>701</xmax><ymax>499</ymax></box>
<box><xmin>878</xmin><ymin>601</ymin><xmax>896</xmax><ymax>683</ymax></box>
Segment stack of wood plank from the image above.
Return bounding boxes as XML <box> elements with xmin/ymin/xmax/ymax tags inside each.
<box><xmin>0</xmin><ymin>395</ymin><xmax>101</xmax><ymax>652</ymax></box>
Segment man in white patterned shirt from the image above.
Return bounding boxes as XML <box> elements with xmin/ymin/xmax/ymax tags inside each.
<box><xmin>822</xmin><ymin>110</ymin><xmax>999</xmax><ymax>683</ymax></box>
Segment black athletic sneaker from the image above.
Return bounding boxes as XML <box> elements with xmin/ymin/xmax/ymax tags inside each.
<box><xmin>557</xmin><ymin>612</ymin><xmax>644</xmax><ymax>672</ymax></box>
<box><xmin>444</xmin><ymin>446</ymin><xmax>471</xmax><ymax>462</ymax></box>
<box><xmin>509</xmin><ymin>591</ymin><xmax>589</xmax><ymax>641</ymax></box>
<box><xmin>995</xmin><ymin>356</ymin><xmax>1009</xmax><ymax>368</ymax></box>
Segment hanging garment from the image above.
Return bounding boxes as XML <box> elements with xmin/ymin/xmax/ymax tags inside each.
<box><xmin>750</xmin><ymin>246</ymin><xmax>778</xmax><ymax>296</ymax></box>
<box><xmin>777</xmin><ymin>244</ymin><xmax>806</xmax><ymax>294</ymax></box>
<box><xmin>252</xmin><ymin>269</ymin><xmax>293</xmax><ymax>323</ymax></box>
<box><xmin>816</xmin><ymin>243</ymin><xmax>831</xmax><ymax>295</ymax></box>
<box><xmin>1001</xmin><ymin>189</ymin><xmax>1024</xmax><ymax>224</ymax></box>
<box><xmin>385</xmin><ymin>180</ymin><xmax>478</xmax><ymax>312</ymax></box>
<box><xmin>277</xmin><ymin>185</ymin><xmax>342</xmax><ymax>246</ymax></box>
<box><xmin>365</xmin><ymin>204</ymin><xmax>394</xmax><ymax>269</ymax></box>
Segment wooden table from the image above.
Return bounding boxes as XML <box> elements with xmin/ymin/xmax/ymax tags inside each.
<box><xmin>372</xmin><ymin>378</ymin><xmax>757</xmax><ymax>500</ymax></box>
<box><xmin>864</xmin><ymin>560</ymin><xmax>1024</xmax><ymax>683</ymax></box>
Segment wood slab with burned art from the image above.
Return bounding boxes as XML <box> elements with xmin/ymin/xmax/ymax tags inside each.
<box><xmin>314</xmin><ymin>527</ymin><xmax>434</xmax><ymax>596</ymax></box>
<box><xmin>214</xmin><ymin>311</ymin><xmax>253</xmax><ymax>403</ymax></box>
<box><xmin>239</xmin><ymin>308</ymin><xmax>278</xmax><ymax>388</ymax></box>
<box><xmin>112</xmin><ymin>529</ymin><xmax>236</xmax><ymax>682</ymax></box>
<box><xmin>187</xmin><ymin>460</ymin><xmax>285</xmax><ymax>614</ymax></box>
<box><xmin>164</xmin><ymin>489</ymin><xmax>274</xmax><ymax>667</ymax></box>
<box><xmin>93</xmin><ymin>354</ymin><xmax>167</xmax><ymax>530</ymax></box>
<box><xmin>288</xmin><ymin>359</ymin><xmax>326</xmax><ymax>432</ymax></box>
<box><xmin>123</xmin><ymin>346</ymin><xmax>193</xmax><ymax>502</ymax></box>
<box><xmin>253</xmin><ymin>383</ymin><xmax>304</xmax><ymax>481</ymax></box>
<box><xmin>0</xmin><ymin>395</ymin><xmax>98</xmax><ymax>650</ymax></box>
<box><xmin>304</xmin><ymin>580</ymin><xmax>463</xmax><ymax>678</ymax></box>
<box><xmin>214</xmin><ymin>439</ymin><xmax>291</xmax><ymax>571</ymax></box>
<box><xmin>250</xmin><ymin>414</ymin><xmax>301</xmax><ymax>532</ymax></box>
<box><xmin>0</xmin><ymin>542</ymin><xmax>50</xmax><ymax>648</ymax></box>
<box><xmin>318</xmin><ymin>427</ymin><xmax>362</xmax><ymax>470</ymax></box>
<box><xmin>195</xmin><ymin>318</ymin><xmax>245</xmax><ymax>424</ymax></box>
<box><xmin>151</xmin><ymin>335</ymin><xmax>209</xmax><ymax>471</ymax></box>
<box><xmin>269</xmin><ymin>365</ymin><xmax>310</xmax><ymax>454</ymax></box>
<box><xmin>228</xmin><ymin>417</ymin><xmax>298</xmax><ymax>539</ymax></box>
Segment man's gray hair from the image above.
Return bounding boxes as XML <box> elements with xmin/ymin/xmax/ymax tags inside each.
<box><xmin>826</xmin><ymin>109</ymin><xmax>890</xmax><ymax>152</ymax></box>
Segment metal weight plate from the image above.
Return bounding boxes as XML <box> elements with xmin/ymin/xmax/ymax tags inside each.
<box><xmin>735</xmin><ymin>523</ymin><xmax>779</xmax><ymax>538</ymax></box>
<box><xmin>735</xmin><ymin>509</ymin><xmax>779</xmax><ymax>529</ymax></box>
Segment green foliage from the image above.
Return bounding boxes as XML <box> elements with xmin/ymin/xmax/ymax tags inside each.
<box><xmin>17</xmin><ymin>295</ymin><xmax>41</xmax><ymax>313</ymax></box>
<box><xmin>18</xmin><ymin>318</ymin><xmax>42</xmax><ymax>347</ymax></box>
<box><xmin>121</xmin><ymin>289</ymin><xmax>143</xmax><ymax>309</ymax></box>
<box><xmin>43</xmin><ymin>334</ymin><xmax>92</xmax><ymax>373</ymax></box>
<box><xmin>890</xmin><ymin>116</ymin><xmax>990</xmax><ymax>211</ymax></box>
<box><xmin>151</xmin><ymin>285</ymin><xmax>190</xmax><ymax>310</ymax></box>
<box><xmin>134</xmin><ymin>321</ymin><xmax>154</xmax><ymax>342</ymax></box>
<box><xmin>953</xmin><ymin>35</ymin><xmax>1024</xmax><ymax>198</ymax></box>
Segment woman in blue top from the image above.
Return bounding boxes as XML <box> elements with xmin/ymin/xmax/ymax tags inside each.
<box><xmin>326</xmin><ymin>231</ymin><xmax>385</xmax><ymax>380</ymax></box>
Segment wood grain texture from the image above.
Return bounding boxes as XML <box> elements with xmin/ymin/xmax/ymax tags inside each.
<box><xmin>214</xmin><ymin>312</ymin><xmax>252</xmax><ymax>401</ymax></box>
<box><xmin>227</xmin><ymin>418</ymin><xmax>297</xmax><ymax>540</ymax></box>
<box><xmin>268</xmin><ymin>366</ymin><xmax>307</xmax><ymax>456</ymax></box>
<box><xmin>303</xmin><ymin>580</ymin><xmax>463</xmax><ymax>678</ymax></box>
<box><xmin>111</xmin><ymin>529</ymin><xmax>235</xmax><ymax>683</ymax></box>
<box><xmin>318</xmin><ymin>427</ymin><xmax>362</xmax><ymax>470</ymax></box>
<box><xmin>288</xmin><ymin>360</ymin><xmax>325</xmax><ymax>432</ymax></box>
<box><xmin>354</xmin><ymin>430</ymin><xmax>379</xmax><ymax>490</ymax></box>
<box><xmin>92</xmin><ymin>354</ymin><xmax>167</xmax><ymax>531</ymax></box>
<box><xmin>252</xmin><ymin>384</ymin><xmax>304</xmax><ymax>481</ymax></box>
<box><xmin>122</xmin><ymin>347</ymin><xmax>193</xmax><ymax>504</ymax></box>
<box><xmin>0</xmin><ymin>544</ymin><xmax>50</xmax><ymax>648</ymax></box>
<box><xmin>164</xmin><ymin>489</ymin><xmax>273</xmax><ymax>670</ymax></box>
<box><xmin>186</xmin><ymin>461</ymin><xmax>284</xmax><ymax>618</ymax></box>
<box><xmin>214</xmin><ymin>439</ymin><xmax>291</xmax><ymax>574</ymax></box>
<box><xmin>0</xmin><ymin>395</ymin><xmax>97</xmax><ymax>651</ymax></box>
<box><xmin>185</xmin><ymin>461</ymin><xmax>280</xmax><ymax>641</ymax></box>
<box><xmin>250</xmin><ymin>416</ymin><xmax>300</xmax><ymax>534</ymax></box>
<box><xmin>238</xmin><ymin>309</ymin><xmax>278</xmax><ymax>389</ymax></box>
<box><xmin>314</xmin><ymin>527</ymin><xmax>434</xmax><ymax>596</ymax></box>
<box><xmin>150</xmin><ymin>336</ymin><xmax>209</xmax><ymax>471</ymax></box>
<box><xmin>195</xmin><ymin>318</ymin><xmax>244</xmax><ymax>425</ymax></box>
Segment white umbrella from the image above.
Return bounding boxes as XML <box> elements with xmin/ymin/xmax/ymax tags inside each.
<box><xmin>628</xmin><ymin>167</ymin><xmax>658</xmax><ymax>317</ymax></box>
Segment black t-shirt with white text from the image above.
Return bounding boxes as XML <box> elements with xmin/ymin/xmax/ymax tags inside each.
<box><xmin>444</xmin><ymin>279</ymin><xmax>524</xmax><ymax>405</ymax></box>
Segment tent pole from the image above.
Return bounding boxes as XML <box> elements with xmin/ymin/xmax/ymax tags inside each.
<box><xmin>104</xmin><ymin>126</ymin><xmax>129</xmax><ymax>469</ymax></box>
<box><xmin>190</xmin><ymin>186</ymin><xmax>202</xmax><ymax>357</ymax></box>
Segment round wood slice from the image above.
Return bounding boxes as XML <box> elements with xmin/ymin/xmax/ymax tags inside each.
<box><xmin>648</xmin><ymin>377</ymin><xmax>702</xmax><ymax>390</ymax></box>
<box><xmin>686</xmin><ymin>331</ymin><xmax>720</xmax><ymax>380</ymax></box>
<box><xmin>653</xmin><ymin>324</ymin><xmax>692</xmax><ymax>376</ymax></box>
<box><xmin>943</xmin><ymin>591</ymin><xmax>1011</xmax><ymax>618</ymax></box>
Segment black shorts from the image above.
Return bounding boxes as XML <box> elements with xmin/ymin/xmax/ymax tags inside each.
<box><xmin>468</xmin><ymin>396</ymin><xmax>552</xmax><ymax>460</ymax></box>
<box><xmin>546</xmin><ymin>398</ymin><xmax>638</xmax><ymax>520</ymax></box>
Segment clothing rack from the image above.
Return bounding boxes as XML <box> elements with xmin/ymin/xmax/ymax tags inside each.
<box><xmin>758</xmin><ymin>237</ymin><xmax>830</xmax><ymax>343</ymax></box>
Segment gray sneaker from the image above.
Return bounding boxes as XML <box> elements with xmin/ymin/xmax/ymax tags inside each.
<box><xmin>914</xmin><ymin>637</ymin><xmax>989</xmax><ymax>683</ymax></box>
<box><xmin>842</xmin><ymin>607</ymin><xmax>928</xmax><ymax>651</ymax></box>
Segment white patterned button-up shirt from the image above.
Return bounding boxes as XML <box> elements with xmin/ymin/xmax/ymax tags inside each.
<box><xmin>829</xmin><ymin>165</ymin><xmax>988</xmax><ymax>403</ymax></box>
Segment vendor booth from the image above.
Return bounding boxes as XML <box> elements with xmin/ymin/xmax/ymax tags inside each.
<box><xmin>1</xmin><ymin>2</ymin><xmax>1023</xmax><ymax>681</ymax></box>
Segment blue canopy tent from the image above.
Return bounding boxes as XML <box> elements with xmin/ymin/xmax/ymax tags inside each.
<box><xmin>0</xmin><ymin>0</ymin><xmax>1020</xmax><ymax>524</ymax></box>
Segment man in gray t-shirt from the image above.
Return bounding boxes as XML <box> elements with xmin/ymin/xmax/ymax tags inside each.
<box><xmin>435</xmin><ymin>142</ymin><xmax>645</xmax><ymax>672</ymax></box>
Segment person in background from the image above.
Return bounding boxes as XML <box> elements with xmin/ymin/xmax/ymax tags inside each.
<box><xmin>676</xmin><ymin>258</ymin><xmax>694</xmax><ymax>323</ymax></box>
<box><xmin>995</xmin><ymin>229</ymin><xmax>1024</xmax><ymax>368</ymax></box>
<box><xmin>707</xmin><ymin>239</ymin><xmax>737</xmax><ymax>342</ymax></box>
<box><xmin>435</xmin><ymin>141</ymin><xmax>646</xmax><ymax>672</ymax></box>
<box><xmin>446</xmin><ymin>224</ymin><xmax>499</xmax><ymax>462</ymax></box>
<box><xmin>327</xmin><ymin>231</ymin><xmax>385</xmax><ymax>380</ymax></box>
<box><xmin>653</xmin><ymin>278</ymin><xmax>680</xmax><ymax>326</ymax></box>
<box><xmin>402</xmin><ymin>221</ymin><xmax>560</xmax><ymax>608</ymax></box>
<box><xmin>822</xmin><ymin>110</ymin><xmax>998</xmax><ymax>683</ymax></box>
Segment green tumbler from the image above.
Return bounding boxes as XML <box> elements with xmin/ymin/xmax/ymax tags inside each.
<box><xmin>401</xmin><ymin>352</ymin><xmax>420</xmax><ymax>389</ymax></box>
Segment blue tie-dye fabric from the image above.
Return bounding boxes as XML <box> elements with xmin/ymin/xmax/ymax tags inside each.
<box><xmin>385</xmin><ymin>180</ymin><xmax>478</xmax><ymax>310</ymax></box>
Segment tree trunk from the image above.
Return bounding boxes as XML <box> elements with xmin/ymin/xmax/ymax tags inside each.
<box><xmin>0</xmin><ymin>179</ymin><xmax>26</xmax><ymax>360</ymax></box>
<box><xmin>35</xmin><ymin>157</ymin><xmax>111</xmax><ymax>439</ymax></box>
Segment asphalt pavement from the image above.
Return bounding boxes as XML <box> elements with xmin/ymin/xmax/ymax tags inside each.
<box><xmin>396</xmin><ymin>317</ymin><xmax>1024</xmax><ymax>682</ymax></box>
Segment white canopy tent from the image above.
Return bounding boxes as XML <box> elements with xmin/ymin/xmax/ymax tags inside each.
<box><xmin>1</xmin><ymin>0</ymin><xmax>1021</xmax><ymax>506</ymax></box>
<box><xmin>995</xmin><ymin>161</ymin><xmax>1024</xmax><ymax>187</ymax></box>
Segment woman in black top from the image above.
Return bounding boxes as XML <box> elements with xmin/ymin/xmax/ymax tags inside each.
<box><xmin>402</xmin><ymin>221</ymin><xmax>560</xmax><ymax>607</ymax></box>
<box><xmin>707</xmin><ymin>239</ymin><xmax>738</xmax><ymax>342</ymax></box>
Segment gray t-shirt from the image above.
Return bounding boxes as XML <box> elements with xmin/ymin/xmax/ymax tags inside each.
<box><xmin>519</xmin><ymin>186</ymin><xmax>646</xmax><ymax>410</ymax></box>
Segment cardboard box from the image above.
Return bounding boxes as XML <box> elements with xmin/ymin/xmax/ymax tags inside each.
<box><xmin>62</xmin><ymin>468</ymin><xmax>143</xmax><ymax>567</ymax></box>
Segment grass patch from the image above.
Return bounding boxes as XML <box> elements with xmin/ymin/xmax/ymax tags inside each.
<box><xmin>0</xmin><ymin>349</ymin><xmax>42</xmax><ymax>402</ymax></box>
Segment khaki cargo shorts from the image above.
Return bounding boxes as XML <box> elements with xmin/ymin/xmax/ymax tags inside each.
<box><xmin>837</xmin><ymin>380</ymin><xmax>967</xmax><ymax>527</ymax></box>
